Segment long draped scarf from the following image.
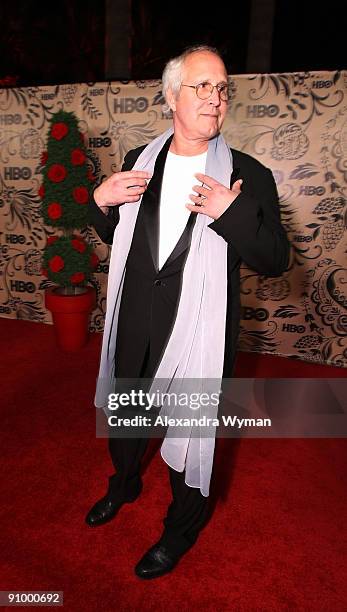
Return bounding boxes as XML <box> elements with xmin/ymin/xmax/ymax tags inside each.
<box><xmin>95</xmin><ymin>127</ymin><xmax>233</xmax><ymax>496</ymax></box>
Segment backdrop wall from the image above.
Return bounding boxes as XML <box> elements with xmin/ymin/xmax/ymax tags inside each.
<box><xmin>0</xmin><ymin>71</ymin><xmax>346</xmax><ymax>367</ymax></box>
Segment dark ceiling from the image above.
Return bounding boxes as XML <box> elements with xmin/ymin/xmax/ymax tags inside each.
<box><xmin>0</xmin><ymin>0</ymin><xmax>344</xmax><ymax>87</ymax></box>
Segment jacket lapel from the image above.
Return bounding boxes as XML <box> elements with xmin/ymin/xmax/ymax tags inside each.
<box><xmin>141</xmin><ymin>135</ymin><xmax>172</xmax><ymax>272</ymax></box>
<box><xmin>160</xmin><ymin>213</ymin><xmax>196</xmax><ymax>270</ymax></box>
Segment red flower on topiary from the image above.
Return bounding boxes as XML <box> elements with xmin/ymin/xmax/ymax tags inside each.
<box><xmin>73</xmin><ymin>186</ymin><xmax>89</xmax><ymax>204</ymax></box>
<box><xmin>70</xmin><ymin>272</ymin><xmax>85</xmax><ymax>284</ymax></box>
<box><xmin>47</xmin><ymin>235</ymin><xmax>59</xmax><ymax>245</ymax></box>
<box><xmin>48</xmin><ymin>164</ymin><xmax>67</xmax><ymax>183</ymax></box>
<box><xmin>71</xmin><ymin>148</ymin><xmax>86</xmax><ymax>166</ymax></box>
<box><xmin>38</xmin><ymin>184</ymin><xmax>45</xmax><ymax>199</ymax></box>
<box><xmin>90</xmin><ymin>252</ymin><xmax>99</xmax><ymax>269</ymax></box>
<box><xmin>51</xmin><ymin>122</ymin><xmax>69</xmax><ymax>140</ymax></box>
<box><xmin>40</xmin><ymin>151</ymin><xmax>48</xmax><ymax>166</ymax></box>
<box><xmin>71</xmin><ymin>237</ymin><xmax>87</xmax><ymax>253</ymax></box>
<box><xmin>49</xmin><ymin>255</ymin><xmax>65</xmax><ymax>272</ymax></box>
<box><xmin>47</xmin><ymin>202</ymin><xmax>62</xmax><ymax>220</ymax></box>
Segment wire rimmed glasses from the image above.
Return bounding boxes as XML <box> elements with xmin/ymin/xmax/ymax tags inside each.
<box><xmin>181</xmin><ymin>81</ymin><xmax>230</xmax><ymax>101</ymax></box>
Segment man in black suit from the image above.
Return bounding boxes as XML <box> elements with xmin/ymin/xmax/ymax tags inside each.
<box><xmin>87</xmin><ymin>45</ymin><xmax>290</xmax><ymax>579</ymax></box>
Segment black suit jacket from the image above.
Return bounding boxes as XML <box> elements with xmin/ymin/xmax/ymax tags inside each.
<box><xmin>89</xmin><ymin>137</ymin><xmax>290</xmax><ymax>379</ymax></box>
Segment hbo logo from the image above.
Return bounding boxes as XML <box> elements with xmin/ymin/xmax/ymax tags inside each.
<box><xmin>10</xmin><ymin>280</ymin><xmax>36</xmax><ymax>293</ymax></box>
<box><xmin>242</xmin><ymin>306</ymin><xmax>269</xmax><ymax>321</ymax></box>
<box><xmin>114</xmin><ymin>97</ymin><xmax>148</xmax><ymax>113</ymax></box>
<box><xmin>4</xmin><ymin>167</ymin><xmax>32</xmax><ymax>180</ymax></box>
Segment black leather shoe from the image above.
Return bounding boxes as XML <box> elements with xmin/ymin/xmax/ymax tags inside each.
<box><xmin>85</xmin><ymin>479</ymin><xmax>142</xmax><ymax>527</ymax></box>
<box><xmin>134</xmin><ymin>543</ymin><xmax>180</xmax><ymax>579</ymax></box>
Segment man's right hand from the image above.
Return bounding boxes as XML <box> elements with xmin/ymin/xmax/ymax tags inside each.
<box><xmin>94</xmin><ymin>170</ymin><xmax>152</xmax><ymax>211</ymax></box>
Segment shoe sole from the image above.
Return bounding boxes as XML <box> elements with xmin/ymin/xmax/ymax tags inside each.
<box><xmin>86</xmin><ymin>481</ymin><xmax>143</xmax><ymax>527</ymax></box>
<box><xmin>135</xmin><ymin>566</ymin><xmax>176</xmax><ymax>579</ymax></box>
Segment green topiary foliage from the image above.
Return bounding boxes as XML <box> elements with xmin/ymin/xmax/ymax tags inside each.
<box><xmin>42</xmin><ymin>234</ymin><xmax>99</xmax><ymax>288</ymax></box>
<box><xmin>39</xmin><ymin>110</ymin><xmax>99</xmax><ymax>289</ymax></box>
<box><xmin>40</xmin><ymin>110</ymin><xmax>92</xmax><ymax>230</ymax></box>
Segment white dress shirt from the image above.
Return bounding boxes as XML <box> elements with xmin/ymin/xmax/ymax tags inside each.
<box><xmin>158</xmin><ymin>150</ymin><xmax>207</xmax><ymax>270</ymax></box>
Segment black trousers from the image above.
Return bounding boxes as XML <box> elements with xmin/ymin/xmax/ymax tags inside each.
<box><xmin>107</xmin><ymin>411</ymin><xmax>210</xmax><ymax>557</ymax></box>
<box><xmin>108</xmin><ymin>256</ymin><xmax>211</xmax><ymax>557</ymax></box>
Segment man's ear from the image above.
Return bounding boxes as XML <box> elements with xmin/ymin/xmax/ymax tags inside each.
<box><xmin>166</xmin><ymin>87</ymin><xmax>177</xmax><ymax>112</ymax></box>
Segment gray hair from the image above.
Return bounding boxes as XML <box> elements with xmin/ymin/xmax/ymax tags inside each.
<box><xmin>161</xmin><ymin>45</ymin><xmax>223</xmax><ymax>114</ymax></box>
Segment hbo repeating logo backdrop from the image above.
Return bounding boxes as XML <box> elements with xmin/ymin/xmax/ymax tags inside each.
<box><xmin>0</xmin><ymin>71</ymin><xmax>346</xmax><ymax>367</ymax></box>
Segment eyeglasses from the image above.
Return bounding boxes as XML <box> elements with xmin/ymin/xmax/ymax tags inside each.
<box><xmin>181</xmin><ymin>81</ymin><xmax>229</xmax><ymax>102</ymax></box>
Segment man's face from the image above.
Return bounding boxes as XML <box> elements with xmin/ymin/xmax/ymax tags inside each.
<box><xmin>169</xmin><ymin>51</ymin><xmax>229</xmax><ymax>143</ymax></box>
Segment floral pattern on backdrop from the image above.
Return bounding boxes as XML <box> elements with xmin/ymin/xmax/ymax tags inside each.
<box><xmin>0</xmin><ymin>71</ymin><xmax>346</xmax><ymax>367</ymax></box>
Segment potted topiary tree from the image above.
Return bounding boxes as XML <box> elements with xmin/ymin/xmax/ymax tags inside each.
<box><xmin>40</xmin><ymin>109</ymin><xmax>98</xmax><ymax>351</ymax></box>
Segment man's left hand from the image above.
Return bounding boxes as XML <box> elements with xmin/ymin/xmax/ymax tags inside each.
<box><xmin>186</xmin><ymin>173</ymin><xmax>243</xmax><ymax>220</ymax></box>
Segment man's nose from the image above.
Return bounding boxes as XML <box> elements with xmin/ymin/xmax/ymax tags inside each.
<box><xmin>208</xmin><ymin>87</ymin><xmax>221</xmax><ymax>106</ymax></box>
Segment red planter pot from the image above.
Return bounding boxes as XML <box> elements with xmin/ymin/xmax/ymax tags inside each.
<box><xmin>45</xmin><ymin>286</ymin><xmax>96</xmax><ymax>351</ymax></box>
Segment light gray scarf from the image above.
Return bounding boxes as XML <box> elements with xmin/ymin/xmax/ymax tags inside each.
<box><xmin>95</xmin><ymin>127</ymin><xmax>233</xmax><ymax>496</ymax></box>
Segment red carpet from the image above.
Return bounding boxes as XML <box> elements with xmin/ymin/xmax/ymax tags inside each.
<box><xmin>1</xmin><ymin>318</ymin><xmax>346</xmax><ymax>611</ymax></box>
